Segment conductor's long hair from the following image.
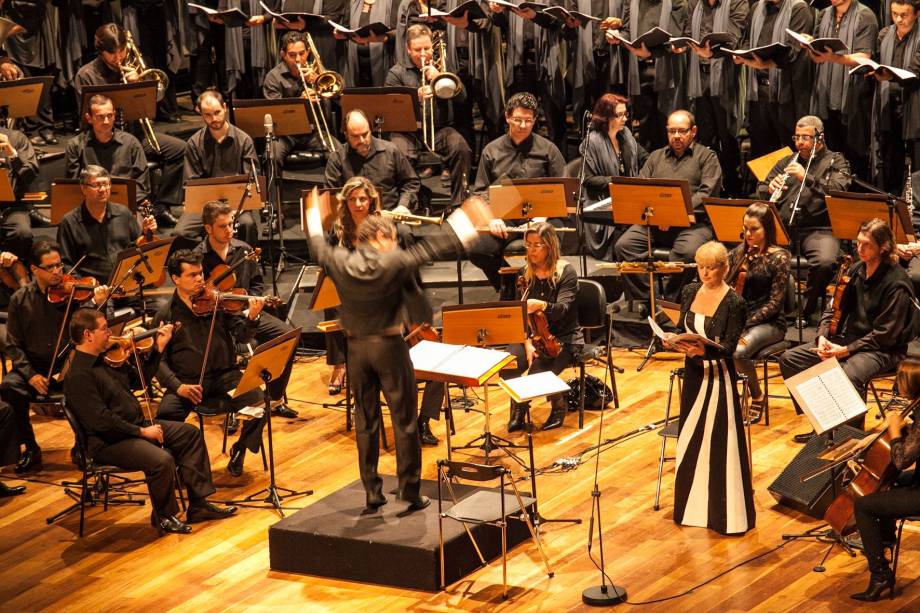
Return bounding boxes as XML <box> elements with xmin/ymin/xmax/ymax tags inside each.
<box><xmin>522</xmin><ymin>222</ymin><xmax>562</xmax><ymax>288</ymax></box>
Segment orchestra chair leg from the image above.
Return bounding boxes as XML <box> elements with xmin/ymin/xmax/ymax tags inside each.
<box><xmin>654</xmin><ymin>368</ymin><xmax>683</xmax><ymax>511</ymax></box>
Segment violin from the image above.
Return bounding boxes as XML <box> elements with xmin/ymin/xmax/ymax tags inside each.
<box><xmin>46</xmin><ymin>275</ymin><xmax>124</xmax><ymax>303</ymax></box>
<box><xmin>404</xmin><ymin>322</ymin><xmax>440</xmax><ymax>347</ymax></box>
<box><xmin>103</xmin><ymin>322</ymin><xmax>182</xmax><ymax>368</ymax></box>
<box><xmin>190</xmin><ymin>287</ymin><xmax>281</xmax><ymax>316</ymax></box>
<box><xmin>0</xmin><ymin>258</ymin><xmax>29</xmax><ymax>291</ymax></box>
<box><xmin>828</xmin><ymin>255</ymin><xmax>853</xmax><ymax>337</ymax></box>
<box><xmin>727</xmin><ymin>245</ymin><xmax>755</xmax><ymax>296</ymax></box>
<box><xmin>205</xmin><ymin>247</ymin><xmax>262</xmax><ymax>292</ymax></box>
<box><xmin>136</xmin><ymin>200</ymin><xmax>166</xmax><ymax>287</ymax></box>
<box><xmin>516</xmin><ymin>272</ymin><xmax>562</xmax><ymax>358</ymax></box>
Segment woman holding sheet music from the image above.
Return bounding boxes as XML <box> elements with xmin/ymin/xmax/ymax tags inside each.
<box><xmin>665</xmin><ymin>240</ymin><xmax>754</xmax><ymax>535</ymax></box>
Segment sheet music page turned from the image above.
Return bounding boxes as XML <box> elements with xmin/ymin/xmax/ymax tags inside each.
<box><xmin>498</xmin><ymin>371</ymin><xmax>571</xmax><ymax>404</ymax></box>
<box><xmin>410</xmin><ymin>340</ymin><xmax>512</xmax><ymax>385</ymax></box>
<box><xmin>785</xmin><ymin>358</ymin><xmax>867</xmax><ymax>434</ymax></box>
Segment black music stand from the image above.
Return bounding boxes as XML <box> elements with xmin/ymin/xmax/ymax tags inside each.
<box><xmin>224</xmin><ymin>327</ymin><xmax>312</xmax><ymax>517</ymax></box>
<box><xmin>0</xmin><ymin>76</ymin><xmax>52</xmax><ymax>124</ymax></box>
<box><xmin>108</xmin><ymin>238</ymin><xmax>174</xmax><ymax>323</ymax></box>
<box><xmin>340</xmin><ymin>87</ymin><xmax>419</xmax><ymax>138</ymax></box>
<box><xmin>80</xmin><ymin>81</ymin><xmax>158</xmax><ymax>124</ymax></box>
<box><xmin>609</xmin><ymin>177</ymin><xmax>693</xmax><ymax>371</ymax></box>
<box><xmin>50</xmin><ymin>178</ymin><xmax>138</xmax><ymax>224</ymax></box>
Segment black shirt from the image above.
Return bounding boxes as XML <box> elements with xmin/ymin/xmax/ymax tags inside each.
<box><xmin>518</xmin><ymin>262</ymin><xmax>584</xmax><ymax>346</ymax></box>
<box><xmin>57</xmin><ymin>202</ymin><xmax>143</xmax><ymax>284</ymax></box>
<box><xmin>638</xmin><ymin>142</ymin><xmax>723</xmax><ymax>214</ymax></box>
<box><xmin>262</xmin><ymin>61</ymin><xmax>305</xmax><ymax>99</ymax></box>
<box><xmin>472</xmin><ymin>133</ymin><xmax>566</xmax><ymax>196</ymax></box>
<box><xmin>194</xmin><ymin>238</ymin><xmax>263</xmax><ymax>296</ymax></box>
<box><xmin>5</xmin><ymin>282</ymin><xmax>77</xmax><ymax>380</ymax></box>
<box><xmin>756</xmin><ymin>147</ymin><xmax>851</xmax><ymax>229</ymax></box>
<box><xmin>0</xmin><ymin>127</ymin><xmax>38</xmax><ymax>201</ymax></box>
<box><xmin>64</xmin><ymin>130</ymin><xmax>151</xmax><ymax>204</ymax></box>
<box><xmin>383</xmin><ymin>61</ymin><xmax>467</xmax><ymax>125</ymax></box>
<box><xmin>324</xmin><ymin>136</ymin><xmax>420</xmax><ymax>211</ymax></box>
<box><xmin>184</xmin><ymin>123</ymin><xmax>258</xmax><ymax>181</ymax></box>
<box><xmin>152</xmin><ymin>292</ymin><xmax>259</xmax><ymax>392</ymax></box>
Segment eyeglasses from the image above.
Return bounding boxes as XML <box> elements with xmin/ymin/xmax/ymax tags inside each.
<box><xmin>37</xmin><ymin>262</ymin><xmax>64</xmax><ymax>272</ymax></box>
<box><xmin>613</xmin><ymin>111</ymin><xmax>629</xmax><ymax>119</ymax></box>
<box><xmin>508</xmin><ymin>117</ymin><xmax>535</xmax><ymax>127</ymax></box>
<box><xmin>83</xmin><ymin>181</ymin><xmax>111</xmax><ymax>190</ymax></box>
<box><xmin>792</xmin><ymin>134</ymin><xmax>816</xmax><ymax>142</ymax></box>
<box><xmin>666</xmin><ymin>128</ymin><xmax>691</xmax><ymax>136</ymax></box>
<box><xmin>524</xmin><ymin>242</ymin><xmax>546</xmax><ymax>250</ymax></box>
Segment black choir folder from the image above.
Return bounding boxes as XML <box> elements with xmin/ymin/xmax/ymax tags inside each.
<box><xmin>609</xmin><ymin>26</ymin><xmax>672</xmax><ymax>49</ymax></box>
<box><xmin>409</xmin><ymin>340</ymin><xmax>514</xmax><ymax>387</ymax></box>
<box><xmin>786</xmin><ymin>29</ymin><xmax>848</xmax><ymax>54</ymax></box>
<box><xmin>423</xmin><ymin>0</ymin><xmax>489</xmax><ymax>21</ymax></box>
<box><xmin>722</xmin><ymin>42</ymin><xmax>790</xmax><ymax>62</ymax></box>
<box><xmin>189</xmin><ymin>3</ymin><xmax>250</xmax><ymax>27</ymax></box>
<box><xmin>785</xmin><ymin>357</ymin><xmax>867</xmax><ymax>435</ymax></box>
<box><xmin>328</xmin><ymin>20</ymin><xmax>390</xmax><ymax>40</ymax></box>
<box><xmin>849</xmin><ymin>57</ymin><xmax>918</xmax><ymax>82</ymax></box>
<box><xmin>669</xmin><ymin>32</ymin><xmax>735</xmax><ymax>51</ymax></box>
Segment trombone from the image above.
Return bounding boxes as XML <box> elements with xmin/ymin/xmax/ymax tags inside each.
<box><xmin>120</xmin><ymin>31</ymin><xmax>168</xmax><ymax>153</ymax></box>
<box><xmin>420</xmin><ymin>31</ymin><xmax>462</xmax><ymax>152</ymax></box>
<box><xmin>298</xmin><ymin>34</ymin><xmax>344</xmax><ymax>153</ymax></box>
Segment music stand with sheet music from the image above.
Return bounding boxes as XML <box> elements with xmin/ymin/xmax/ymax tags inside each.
<box><xmin>488</xmin><ymin>177</ymin><xmax>577</xmax><ymax>220</ymax></box>
<box><xmin>703</xmin><ymin>197</ymin><xmax>791</xmax><ymax>246</ymax></box>
<box><xmin>0</xmin><ymin>76</ymin><xmax>52</xmax><ymax>123</ymax></box>
<box><xmin>609</xmin><ymin>176</ymin><xmax>694</xmax><ymax>371</ymax></box>
<box><xmin>224</xmin><ymin>327</ymin><xmax>312</xmax><ymax>517</ymax></box>
<box><xmin>825</xmin><ymin>191</ymin><xmax>915</xmax><ymax>243</ymax></box>
<box><xmin>108</xmin><ymin>238</ymin><xmax>174</xmax><ymax>323</ymax></box>
<box><xmin>50</xmin><ymin>178</ymin><xmax>138</xmax><ymax>224</ymax></box>
<box><xmin>0</xmin><ymin>169</ymin><xmax>13</xmax><ymax>202</ymax></box>
<box><xmin>183</xmin><ymin>175</ymin><xmax>266</xmax><ymax>214</ymax></box>
<box><xmin>340</xmin><ymin>87</ymin><xmax>419</xmax><ymax>137</ymax></box>
<box><xmin>80</xmin><ymin>81</ymin><xmax>158</xmax><ymax>123</ymax></box>
<box><xmin>232</xmin><ymin>98</ymin><xmax>313</xmax><ymax>138</ymax></box>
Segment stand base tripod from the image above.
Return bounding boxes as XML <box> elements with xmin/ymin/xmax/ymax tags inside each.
<box><xmin>636</xmin><ymin>337</ymin><xmax>661</xmax><ymax>372</ymax></box>
<box><xmin>782</xmin><ymin>524</ymin><xmax>858</xmax><ymax>572</ymax></box>
<box><xmin>583</xmin><ymin>585</ymin><xmax>628</xmax><ymax>606</ymax></box>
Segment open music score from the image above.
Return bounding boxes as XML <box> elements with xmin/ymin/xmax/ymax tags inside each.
<box><xmin>785</xmin><ymin>357</ymin><xmax>867</xmax><ymax>435</ymax></box>
<box><xmin>498</xmin><ymin>371</ymin><xmax>570</xmax><ymax>404</ymax></box>
<box><xmin>410</xmin><ymin>340</ymin><xmax>515</xmax><ymax>388</ymax></box>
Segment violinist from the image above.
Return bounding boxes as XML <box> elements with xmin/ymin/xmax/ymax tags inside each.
<box><xmin>851</xmin><ymin>357</ymin><xmax>920</xmax><ymax>602</ymax></box>
<box><xmin>724</xmin><ymin>203</ymin><xmax>791</xmax><ymax>419</ymax></box>
<box><xmin>780</xmin><ymin>218</ymin><xmax>917</xmax><ymax>442</ymax></box>
<box><xmin>57</xmin><ymin>165</ymin><xmax>157</xmax><ymax>287</ymax></box>
<box><xmin>0</xmin><ymin>241</ymin><xmax>109</xmax><ymax>474</ymax></box>
<box><xmin>63</xmin><ymin>308</ymin><xmax>237</xmax><ymax>535</ymax></box>
<box><xmin>504</xmin><ymin>223</ymin><xmax>583</xmax><ymax>433</ymax></box>
<box><xmin>194</xmin><ymin>200</ymin><xmax>298</xmax><ymax>419</ymax></box>
<box><xmin>152</xmin><ymin>250</ymin><xmax>267</xmax><ymax>478</ymax></box>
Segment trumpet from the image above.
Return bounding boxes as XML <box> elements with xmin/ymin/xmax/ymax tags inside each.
<box><xmin>381</xmin><ymin>209</ymin><xmax>443</xmax><ymax>226</ymax></box>
<box><xmin>120</xmin><ymin>31</ymin><xmax>168</xmax><ymax>154</ymax></box>
<box><xmin>420</xmin><ymin>32</ymin><xmax>462</xmax><ymax>152</ymax></box>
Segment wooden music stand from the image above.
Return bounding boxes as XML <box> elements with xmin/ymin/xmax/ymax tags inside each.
<box><xmin>747</xmin><ymin>146</ymin><xmax>795</xmax><ymax>183</ymax></box>
<box><xmin>826</xmin><ymin>191</ymin><xmax>915</xmax><ymax>243</ymax></box>
<box><xmin>488</xmin><ymin>177</ymin><xmax>578</xmax><ymax>219</ymax></box>
<box><xmin>232</xmin><ymin>98</ymin><xmax>313</xmax><ymax>138</ymax></box>
<box><xmin>50</xmin><ymin>178</ymin><xmax>137</xmax><ymax>224</ymax></box>
<box><xmin>0</xmin><ymin>169</ymin><xmax>13</xmax><ymax>202</ymax></box>
<box><xmin>183</xmin><ymin>175</ymin><xmax>266</xmax><ymax>213</ymax></box>
<box><xmin>308</xmin><ymin>268</ymin><xmax>341</xmax><ymax>311</ymax></box>
<box><xmin>109</xmin><ymin>238</ymin><xmax>174</xmax><ymax>292</ymax></box>
<box><xmin>340</xmin><ymin>87</ymin><xmax>419</xmax><ymax>134</ymax></box>
<box><xmin>0</xmin><ymin>76</ymin><xmax>52</xmax><ymax>121</ymax></box>
<box><xmin>80</xmin><ymin>81</ymin><xmax>158</xmax><ymax>122</ymax></box>
<box><xmin>299</xmin><ymin>186</ymin><xmax>339</xmax><ymax>234</ymax></box>
<box><xmin>703</xmin><ymin>197</ymin><xmax>791</xmax><ymax>246</ymax></box>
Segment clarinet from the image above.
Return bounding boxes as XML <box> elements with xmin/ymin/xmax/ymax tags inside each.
<box><xmin>769</xmin><ymin>153</ymin><xmax>800</xmax><ymax>203</ymax></box>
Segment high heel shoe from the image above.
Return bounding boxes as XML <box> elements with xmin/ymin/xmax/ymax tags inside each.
<box><xmin>328</xmin><ymin>366</ymin><xmax>345</xmax><ymax>395</ymax></box>
<box><xmin>850</xmin><ymin>571</ymin><xmax>895</xmax><ymax>602</ymax></box>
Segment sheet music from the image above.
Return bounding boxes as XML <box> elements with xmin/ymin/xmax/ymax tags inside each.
<box><xmin>584</xmin><ymin>197</ymin><xmax>611</xmax><ymax>212</ymax></box>
<box><xmin>500</xmin><ymin>371</ymin><xmax>570</xmax><ymax>403</ymax></box>
<box><xmin>410</xmin><ymin>340</ymin><xmax>511</xmax><ymax>383</ymax></box>
<box><xmin>409</xmin><ymin>340</ymin><xmax>464</xmax><ymax>370</ymax></box>
<box><xmin>795</xmin><ymin>367</ymin><xmax>866</xmax><ymax>431</ymax></box>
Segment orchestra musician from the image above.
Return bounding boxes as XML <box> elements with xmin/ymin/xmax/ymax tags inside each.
<box><xmin>0</xmin><ymin>241</ymin><xmax>110</xmax><ymax>475</ymax></box>
<box><xmin>756</xmin><ymin>115</ymin><xmax>851</xmax><ymax>323</ymax></box>
<box><xmin>305</xmin><ymin>192</ymin><xmax>491</xmax><ymax>510</ymax></box>
<box><xmin>0</xmin><ymin>125</ymin><xmax>37</xmax><ymax>262</ymax></box>
<box><xmin>384</xmin><ymin>23</ymin><xmax>472</xmax><ymax>203</ymax></box>
<box><xmin>73</xmin><ymin>23</ymin><xmax>187</xmax><ymax>227</ymax></box>
<box><xmin>504</xmin><ymin>223</ymin><xmax>583</xmax><ymax>432</ymax></box>
<box><xmin>724</xmin><ymin>202</ymin><xmax>791</xmax><ymax>418</ymax></box>
<box><xmin>63</xmin><ymin>308</ymin><xmax>237</xmax><ymax>535</ymax></box>
<box><xmin>780</xmin><ymin>218</ymin><xmax>917</xmax><ymax>442</ymax></box>
<box><xmin>666</xmin><ymin>240</ymin><xmax>754</xmax><ymax>535</ymax></box>
<box><xmin>470</xmin><ymin>92</ymin><xmax>566</xmax><ymax>292</ymax></box>
<box><xmin>194</xmin><ymin>200</ymin><xmax>298</xmax><ymax>419</ymax></box>
<box><xmin>613</xmin><ymin>109</ymin><xmax>723</xmax><ymax>308</ymax></box>
<box><xmin>174</xmin><ymin>90</ymin><xmax>260</xmax><ymax>249</ymax></box>
<box><xmin>153</xmin><ymin>250</ymin><xmax>268</xmax><ymax>477</ymax></box>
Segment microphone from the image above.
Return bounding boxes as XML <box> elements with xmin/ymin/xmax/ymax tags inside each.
<box><xmin>263</xmin><ymin>114</ymin><xmax>274</xmax><ymax>140</ymax></box>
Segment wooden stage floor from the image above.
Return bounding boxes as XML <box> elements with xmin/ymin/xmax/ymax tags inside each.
<box><xmin>1</xmin><ymin>348</ymin><xmax>916</xmax><ymax>612</ymax></box>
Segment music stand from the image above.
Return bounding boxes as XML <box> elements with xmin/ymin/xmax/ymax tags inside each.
<box><xmin>50</xmin><ymin>178</ymin><xmax>137</xmax><ymax>224</ymax></box>
<box><xmin>0</xmin><ymin>169</ymin><xmax>13</xmax><ymax>202</ymax></box>
<box><xmin>826</xmin><ymin>191</ymin><xmax>915</xmax><ymax>243</ymax></box>
<box><xmin>488</xmin><ymin>177</ymin><xmax>577</xmax><ymax>219</ymax></box>
<box><xmin>340</xmin><ymin>87</ymin><xmax>419</xmax><ymax>137</ymax></box>
<box><xmin>299</xmin><ymin>186</ymin><xmax>339</xmax><ymax>234</ymax></box>
<box><xmin>703</xmin><ymin>197</ymin><xmax>791</xmax><ymax>246</ymax></box>
<box><xmin>747</xmin><ymin>146</ymin><xmax>795</xmax><ymax>183</ymax></box>
<box><xmin>609</xmin><ymin>177</ymin><xmax>693</xmax><ymax>371</ymax></box>
<box><xmin>183</xmin><ymin>175</ymin><xmax>266</xmax><ymax>213</ymax></box>
<box><xmin>438</xmin><ymin>301</ymin><xmax>527</xmax><ymax>461</ymax></box>
<box><xmin>108</xmin><ymin>238</ymin><xmax>175</xmax><ymax>322</ymax></box>
<box><xmin>231</xmin><ymin>98</ymin><xmax>313</xmax><ymax>138</ymax></box>
<box><xmin>80</xmin><ymin>81</ymin><xmax>158</xmax><ymax>123</ymax></box>
<box><xmin>0</xmin><ymin>76</ymin><xmax>52</xmax><ymax>122</ymax></box>
<box><xmin>225</xmin><ymin>327</ymin><xmax>312</xmax><ymax>517</ymax></box>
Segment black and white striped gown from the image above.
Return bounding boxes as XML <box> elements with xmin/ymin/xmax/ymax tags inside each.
<box><xmin>673</xmin><ymin>311</ymin><xmax>755</xmax><ymax>535</ymax></box>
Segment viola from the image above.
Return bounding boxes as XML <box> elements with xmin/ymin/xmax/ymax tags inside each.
<box><xmin>136</xmin><ymin>200</ymin><xmax>165</xmax><ymax>287</ymax></box>
<box><xmin>103</xmin><ymin>322</ymin><xmax>182</xmax><ymax>368</ymax></box>
<box><xmin>828</xmin><ymin>255</ymin><xmax>853</xmax><ymax>337</ymax></box>
<box><xmin>190</xmin><ymin>287</ymin><xmax>281</xmax><ymax>316</ymax></box>
<box><xmin>0</xmin><ymin>259</ymin><xmax>29</xmax><ymax>291</ymax></box>
<box><xmin>727</xmin><ymin>245</ymin><xmax>756</xmax><ymax>296</ymax></box>
<box><xmin>205</xmin><ymin>247</ymin><xmax>262</xmax><ymax>292</ymax></box>
<box><xmin>516</xmin><ymin>273</ymin><xmax>562</xmax><ymax>358</ymax></box>
<box><xmin>47</xmin><ymin>275</ymin><xmax>124</xmax><ymax>303</ymax></box>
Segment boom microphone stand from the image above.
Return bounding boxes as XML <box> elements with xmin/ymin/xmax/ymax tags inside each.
<box><xmin>787</xmin><ymin>138</ymin><xmax>818</xmax><ymax>343</ymax></box>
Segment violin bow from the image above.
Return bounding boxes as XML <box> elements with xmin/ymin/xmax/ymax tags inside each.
<box><xmin>197</xmin><ymin>289</ymin><xmax>222</xmax><ymax>389</ymax></box>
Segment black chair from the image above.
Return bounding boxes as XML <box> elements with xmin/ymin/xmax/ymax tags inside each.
<box><xmin>436</xmin><ymin>459</ymin><xmax>553</xmax><ymax>599</ymax></box>
<box><xmin>573</xmin><ymin>278</ymin><xmax>619</xmax><ymax>428</ymax></box>
<box><xmin>891</xmin><ymin>515</ymin><xmax>920</xmax><ymax>594</ymax></box>
<box><xmin>748</xmin><ymin>273</ymin><xmax>798</xmax><ymax>426</ymax></box>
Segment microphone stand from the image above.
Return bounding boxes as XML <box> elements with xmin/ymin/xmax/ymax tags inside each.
<box><xmin>575</xmin><ymin>111</ymin><xmax>593</xmax><ymax>277</ymax></box>
<box><xmin>839</xmin><ymin>169</ymin><xmax>909</xmax><ymax>231</ymax></box>
<box><xmin>263</xmin><ymin>125</ymin><xmax>281</xmax><ymax>297</ymax></box>
<box><xmin>787</xmin><ymin>143</ymin><xmax>817</xmax><ymax>344</ymax></box>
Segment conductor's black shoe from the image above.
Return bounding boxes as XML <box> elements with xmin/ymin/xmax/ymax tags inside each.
<box><xmin>0</xmin><ymin>482</ymin><xmax>26</xmax><ymax>497</ymax></box>
<box><xmin>153</xmin><ymin>513</ymin><xmax>192</xmax><ymax>534</ymax></box>
<box><xmin>28</xmin><ymin>209</ymin><xmax>52</xmax><ymax>227</ymax></box>
<box><xmin>156</xmin><ymin>210</ymin><xmax>179</xmax><ymax>227</ymax></box>
<box><xmin>14</xmin><ymin>447</ymin><xmax>42</xmax><ymax>474</ymax></box>
<box><xmin>273</xmin><ymin>404</ymin><xmax>299</xmax><ymax>419</ymax></box>
<box><xmin>187</xmin><ymin>501</ymin><xmax>238</xmax><ymax>523</ymax></box>
<box><xmin>793</xmin><ymin>431</ymin><xmax>816</xmax><ymax>444</ymax></box>
<box><xmin>418</xmin><ymin>417</ymin><xmax>439</xmax><ymax>446</ymax></box>
<box><xmin>366</xmin><ymin>494</ymin><xmax>388</xmax><ymax>508</ymax></box>
<box><xmin>227</xmin><ymin>444</ymin><xmax>245</xmax><ymax>477</ymax></box>
<box><xmin>405</xmin><ymin>495</ymin><xmax>431</xmax><ymax>511</ymax></box>
<box><xmin>226</xmin><ymin>412</ymin><xmax>239</xmax><ymax>435</ymax></box>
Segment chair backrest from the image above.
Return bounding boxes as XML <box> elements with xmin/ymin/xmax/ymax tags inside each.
<box><xmin>576</xmin><ymin>278</ymin><xmax>607</xmax><ymax>330</ymax></box>
<box><xmin>440</xmin><ymin>459</ymin><xmax>507</xmax><ymax>483</ymax></box>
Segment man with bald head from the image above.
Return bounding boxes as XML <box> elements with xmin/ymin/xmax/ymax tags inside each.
<box><xmin>324</xmin><ymin>109</ymin><xmax>421</xmax><ymax>214</ymax></box>
<box><xmin>613</xmin><ymin>109</ymin><xmax>723</xmax><ymax>306</ymax></box>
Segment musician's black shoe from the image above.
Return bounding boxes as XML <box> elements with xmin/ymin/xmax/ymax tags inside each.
<box><xmin>29</xmin><ymin>134</ymin><xmax>46</xmax><ymax>147</ymax></box>
<box><xmin>418</xmin><ymin>417</ymin><xmax>439</xmax><ymax>446</ymax></box>
<box><xmin>227</xmin><ymin>443</ymin><xmax>245</xmax><ymax>477</ymax></box>
<box><xmin>226</xmin><ymin>413</ymin><xmax>239</xmax><ymax>435</ymax></box>
<box><xmin>39</xmin><ymin>128</ymin><xmax>59</xmax><ymax>145</ymax></box>
<box><xmin>14</xmin><ymin>447</ymin><xmax>42</xmax><ymax>474</ymax></box>
<box><xmin>156</xmin><ymin>210</ymin><xmax>179</xmax><ymax>227</ymax></box>
<box><xmin>273</xmin><ymin>404</ymin><xmax>299</xmax><ymax>419</ymax></box>
<box><xmin>405</xmin><ymin>495</ymin><xmax>431</xmax><ymax>511</ymax></box>
<box><xmin>153</xmin><ymin>513</ymin><xmax>193</xmax><ymax>534</ymax></box>
<box><xmin>186</xmin><ymin>501</ymin><xmax>238</xmax><ymax>523</ymax></box>
<box><xmin>508</xmin><ymin>404</ymin><xmax>527</xmax><ymax>433</ymax></box>
<box><xmin>541</xmin><ymin>405</ymin><xmax>567</xmax><ymax>431</ymax></box>
<box><xmin>0</xmin><ymin>482</ymin><xmax>26</xmax><ymax>497</ymax></box>
<box><xmin>440</xmin><ymin>169</ymin><xmax>451</xmax><ymax>187</ymax></box>
<box><xmin>793</xmin><ymin>431</ymin><xmax>816</xmax><ymax>444</ymax></box>
<box><xmin>28</xmin><ymin>209</ymin><xmax>52</xmax><ymax>228</ymax></box>
<box><xmin>366</xmin><ymin>493</ymin><xmax>388</xmax><ymax>509</ymax></box>
<box><xmin>417</xmin><ymin>167</ymin><xmax>435</xmax><ymax>179</ymax></box>
<box><xmin>850</xmin><ymin>571</ymin><xmax>895</xmax><ymax>602</ymax></box>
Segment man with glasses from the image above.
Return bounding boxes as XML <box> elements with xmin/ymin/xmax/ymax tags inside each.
<box><xmin>57</xmin><ymin>165</ymin><xmax>157</xmax><ymax>286</ymax></box>
<box><xmin>470</xmin><ymin>92</ymin><xmax>566</xmax><ymax>291</ymax></box>
<box><xmin>0</xmin><ymin>241</ymin><xmax>109</xmax><ymax>474</ymax></box>
<box><xmin>757</xmin><ymin>115</ymin><xmax>850</xmax><ymax>323</ymax></box>
<box><xmin>613</xmin><ymin>109</ymin><xmax>723</xmax><ymax>308</ymax></box>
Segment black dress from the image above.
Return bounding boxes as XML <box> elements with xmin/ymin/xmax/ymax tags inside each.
<box><xmin>673</xmin><ymin>283</ymin><xmax>755</xmax><ymax>535</ymax></box>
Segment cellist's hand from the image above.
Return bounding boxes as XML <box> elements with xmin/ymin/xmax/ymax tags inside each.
<box><xmin>177</xmin><ymin>383</ymin><xmax>203</xmax><ymax>404</ymax></box>
<box><xmin>526</xmin><ymin>299</ymin><xmax>546</xmax><ymax>314</ymax></box>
